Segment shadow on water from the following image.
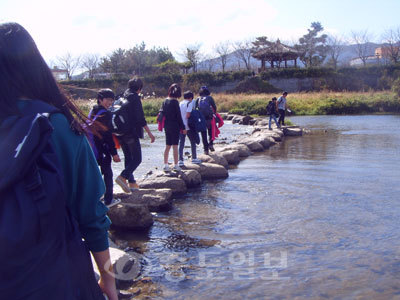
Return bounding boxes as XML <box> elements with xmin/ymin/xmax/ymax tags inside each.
<box><xmin>113</xmin><ymin>115</ymin><xmax>400</xmax><ymax>299</ymax></box>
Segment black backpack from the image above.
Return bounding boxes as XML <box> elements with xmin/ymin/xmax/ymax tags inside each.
<box><xmin>110</xmin><ymin>96</ymin><xmax>132</xmax><ymax>136</ymax></box>
<box><xmin>0</xmin><ymin>100</ymin><xmax>104</xmax><ymax>299</ymax></box>
<box><xmin>266</xmin><ymin>101</ymin><xmax>276</xmax><ymax>115</ymax></box>
<box><xmin>197</xmin><ymin>96</ymin><xmax>214</xmax><ymax>120</ymax></box>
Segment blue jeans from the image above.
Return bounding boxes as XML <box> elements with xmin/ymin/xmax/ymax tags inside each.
<box><xmin>269</xmin><ymin>114</ymin><xmax>280</xmax><ymax>129</ymax></box>
<box><xmin>179</xmin><ymin>130</ymin><xmax>197</xmax><ymax>161</ymax></box>
<box><xmin>119</xmin><ymin>136</ymin><xmax>142</xmax><ymax>183</ymax></box>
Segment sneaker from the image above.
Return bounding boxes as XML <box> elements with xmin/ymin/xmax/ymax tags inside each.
<box><xmin>204</xmin><ymin>150</ymin><xmax>209</xmax><ymax>155</ymax></box>
<box><xmin>106</xmin><ymin>198</ymin><xmax>121</xmax><ymax>208</ymax></box>
<box><xmin>209</xmin><ymin>145</ymin><xmax>215</xmax><ymax>152</ymax></box>
<box><xmin>178</xmin><ymin>160</ymin><xmax>185</xmax><ymax>167</ymax></box>
<box><xmin>129</xmin><ymin>182</ymin><xmax>140</xmax><ymax>192</ymax></box>
<box><xmin>115</xmin><ymin>176</ymin><xmax>131</xmax><ymax>193</ymax></box>
<box><xmin>191</xmin><ymin>158</ymin><xmax>202</xmax><ymax>164</ymax></box>
<box><xmin>163</xmin><ymin>164</ymin><xmax>171</xmax><ymax>172</ymax></box>
<box><xmin>173</xmin><ymin>165</ymin><xmax>182</xmax><ymax>171</ymax></box>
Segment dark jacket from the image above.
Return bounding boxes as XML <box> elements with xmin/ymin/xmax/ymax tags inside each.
<box><xmin>266</xmin><ymin>100</ymin><xmax>279</xmax><ymax>116</ymax></box>
<box><xmin>161</xmin><ymin>98</ymin><xmax>185</xmax><ymax>131</ymax></box>
<box><xmin>123</xmin><ymin>89</ymin><xmax>147</xmax><ymax>138</ymax></box>
<box><xmin>91</xmin><ymin>104</ymin><xmax>117</xmax><ymax>157</ymax></box>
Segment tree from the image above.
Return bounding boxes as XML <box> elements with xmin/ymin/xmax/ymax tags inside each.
<box><xmin>154</xmin><ymin>59</ymin><xmax>182</xmax><ymax>74</ymax></box>
<box><xmin>99</xmin><ymin>43</ymin><xmax>175</xmax><ymax>76</ymax></box>
<box><xmin>351</xmin><ymin>30</ymin><xmax>374</xmax><ymax>67</ymax></box>
<box><xmin>99</xmin><ymin>48</ymin><xmax>126</xmax><ymax>74</ymax></box>
<box><xmin>182</xmin><ymin>44</ymin><xmax>202</xmax><ymax>73</ymax></box>
<box><xmin>381</xmin><ymin>27</ymin><xmax>400</xmax><ymax>64</ymax></box>
<box><xmin>200</xmin><ymin>54</ymin><xmax>218</xmax><ymax>72</ymax></box>
<box><xmin>80</xmin><ymin>53</ymin><xmax>100</xmax><ymax>79</ymax></box>
<box><xmin>56</xmin><ymin>53</ymin><xmax>81</xmax><ymax>79</ymax></box>
<box><xmin>214</xmin><ymin>41</ymin><xmax>231</xmax><ymax>72</ymax></box>
<box><xmin>326</xmin><ymin>35</ymin><xmax>346</xmax><ymax>69</ymax></box>
<box><xmin>232</xmin><ymin>39</ymin><xmax>253</xmax><ymax>70</ymax></box>
<box><xmin>252</xmin><ymin>36</ymin><xmax>270</xmax><ymax>48</ymax></box>
<box><xmin>181</xmin><ymin>61</ymin><xmax>192</xmax><ymax>74</ymax></box>
<box><xmin>295</xmin><ymin>22</ymin><xmax>329</xmax><ymax>67</ymax></box>
<box><xmin>125</xmin><ymin>42</ymin><xmax>174</xmax><ymax>75</ymax></box>
<box><xmin>250</xmin><ymin>36</ymin><xmax>272</xmax><ymax>70</ymax></box>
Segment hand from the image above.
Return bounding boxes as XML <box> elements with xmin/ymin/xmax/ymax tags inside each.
<box><xmin>99</xmin><ymin>275</ymin><xmax>118</xmax><ymax>300</ymax></box>
<box><xmin>112</xmin><ymin>155</ymin><xmax>121</xmax><ymax>162</ymax></box>
<box><xmin>182</xmin><ymin>129</ymin><xmax>187</xmax><ymax>135</ymax></box>
<box><xmin>149</xmin><ymin>133</ymin><xmax>155</xmax><ymax>143</ymax></box>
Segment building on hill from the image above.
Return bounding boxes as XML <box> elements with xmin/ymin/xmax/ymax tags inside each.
<box><xmin>350</xmin><ymin>45</ymin><xmax>399</xmax><ymax>66</ymax></box>
<box><xmin>375</xmin><ymin>46</ymin><xmax>399</xmax><ymax>64</ymax></box>
<box><xmin>251</xmin><ymin>39</ymin><xmax>300</xmax><ymax>71</ymax></box>
<box><xmin>50</xmin><ymin>66</ymin><xmax>68</xmax><ymax>81</ymax></box>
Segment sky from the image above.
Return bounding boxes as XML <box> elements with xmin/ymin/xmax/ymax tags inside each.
<box><xmin>1</xmin><ymin>0</ymin><xmax>400</xmax><ymax>65</ymax></box>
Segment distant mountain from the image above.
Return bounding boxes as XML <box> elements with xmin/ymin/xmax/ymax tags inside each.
<box><xmin>197</xmin><ymin>42</ymin><xmax>383</xmax><ymax>72</ymax></box>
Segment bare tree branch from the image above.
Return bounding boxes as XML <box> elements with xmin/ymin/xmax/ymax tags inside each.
<box><xmin>351</xmin><ymin>30</ymin><xmax>374</xmax><ymax>67</ymax></box>
<box><xmin>326</xmin><ymin>35</ymin><xmax>346</xmax><ymax>69</ymax></box>
<box><xmin>232</xmin><ymin>39</ymin><xmax>254</xmax><ymax>70</ymax></box>
<box><xmin>56</xmin><ymin>53</ymin><xmax>81</xmax><ymax>79</ymax></box>
<box><xmin>201</xmin><ymin>54</ymin><xmax>218</xmax><ymax>72</ymax></box>
<box><xmin>381</xmin><ymin>27</ymin><xmax>400</xmax><ymax>64</ymax></box>
<box><xmin>81</xmin><ymin>53</ymin><xmax>100</xmax><ymax>79</ymax></box>
<box><xmin>214</xmin><ymin>41</ymin><xmax>231</xmax><ymax>72</ymax></box>
<box><xmin>180</xmin><ymin>44</ymin><xmax>202</xmax><ymax>73</ymax></box>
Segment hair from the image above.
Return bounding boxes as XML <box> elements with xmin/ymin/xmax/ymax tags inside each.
<box><xmin>0</xmin><ymin>22</ymin><xmax>88</xmax><ymax>131</ymax></box>
<box><xmin>272</xmin><ymin>97</ymin><xmax>277</xmax><ymax>101</ymax></box>
<box><xmin>97</xmin><ymin>88</ymin><xmax>115</xmax><ymax>104</ymax></box>
<box><xmin>128</xmin><ymin>77</ymin><xmax>143</xmax><ymax>92</ymax></box>
<box><xmin>199</xmin><ymin>86</ymin><xmax>210</xmax><ymax>96</ymax></box>
<box><xmin>168</xmin><ymin>83</ymin><xmax>181</xmax><ymax>98</ymax></box>
<box><xmin>283</xmin><ymin>91</ymin><xmax>288</xmax><ymax>96</ymax></box>
<box><xmin>183</xmin><ymin>90</ymin><xmax>194</xmax><ymax>100</ymax></box>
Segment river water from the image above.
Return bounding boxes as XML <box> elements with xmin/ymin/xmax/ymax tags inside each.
<box><xmin>111</xmin><ymin>115</ymin><xmax>400</xmax><ymax>300</ymax></box>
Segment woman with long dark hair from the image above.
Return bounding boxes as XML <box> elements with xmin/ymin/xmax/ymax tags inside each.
<box><xmin>0</xmin><ymin>22</ymin><xmax>117</xmax><ymax>299</ymax></box>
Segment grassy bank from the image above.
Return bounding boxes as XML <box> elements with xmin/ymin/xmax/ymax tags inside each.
<box><xmin>75</xmin><ymin>91</ymin><xmax>400</xmax><ymax>122</ymax></box>
<box><xmin>216</xmin><ymin>91</ymin><xmax>400</xmax><ymax>115</ymax></box>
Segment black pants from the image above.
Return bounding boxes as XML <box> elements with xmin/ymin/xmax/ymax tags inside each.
<box><xmin>98</xmin><ymin>153</ymin><xmax>113</xmax><ymax>205</ymax></box>
<box><xmin>201</xmin><ymin>127</ymin><xmax>213</xmax><ymax>151</ymax></box>
<box><xmin>119</xmin><ymin>136</ymin><xmax>142</xmax><ymax>183</ymax></box>
<box><xmin>278</xmin><ymin>109</ymin><xmax>286</xmax><ymax>126</ymax></box>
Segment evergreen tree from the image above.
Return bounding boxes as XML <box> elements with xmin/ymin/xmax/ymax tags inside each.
<box><xmin>295</xmin><ymin>22</ymin><xmax>328</xmax><ymax>67</ymax></box>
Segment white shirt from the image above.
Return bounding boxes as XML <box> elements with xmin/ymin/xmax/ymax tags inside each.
<box><xmin>179</xmin><ymin>99</ymin><xmax>193</xmax><ymax>130</ymax></box>
<box><xmin>277</xmin><ymin>96</ymin><xmax>287</xmax><ymax>110</ymax></box>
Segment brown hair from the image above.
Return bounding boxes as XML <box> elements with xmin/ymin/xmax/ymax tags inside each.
<box><xmin>168</xmin><ymin>83</ymin><xmax>181</xmax><ymax>98</ymax></box>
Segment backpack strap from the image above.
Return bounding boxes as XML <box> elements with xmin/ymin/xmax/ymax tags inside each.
<box><xmin>88</xmin><ymin>108</ymin><xmax>107</xmax><ymax>121</ymax></box>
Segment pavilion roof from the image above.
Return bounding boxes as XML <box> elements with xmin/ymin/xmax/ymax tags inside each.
<box><xmin>251</xmin><ymin>39</ymin><xmax>300</xmax><ymax>60</ymax></box>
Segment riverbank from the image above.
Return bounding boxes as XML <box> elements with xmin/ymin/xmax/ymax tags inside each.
<box><xmin>217</xmin><ymin>91</ymin><xmax>400</xmax><ymax>115</ymax></box>
<box><xmin>75</xmin><ymin>91</ymin><xmax>400</xmax><ymax>122</ymax></box>
<box><xmin>103</xmin><ymin>118</ymin><xmax>303</xmax><ymax>299</ymax></box>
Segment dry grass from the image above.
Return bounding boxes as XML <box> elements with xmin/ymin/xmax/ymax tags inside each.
<box><xmin>74</xmin><ymin>90</ymin><xmax>400</xmax><ymax>117</ymax></box>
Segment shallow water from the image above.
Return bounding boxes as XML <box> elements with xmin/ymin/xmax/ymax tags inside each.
<box><xmin>112</xmin><ymin>115</ymin><xmax>400</xmax><ymax>300</ymax></box>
